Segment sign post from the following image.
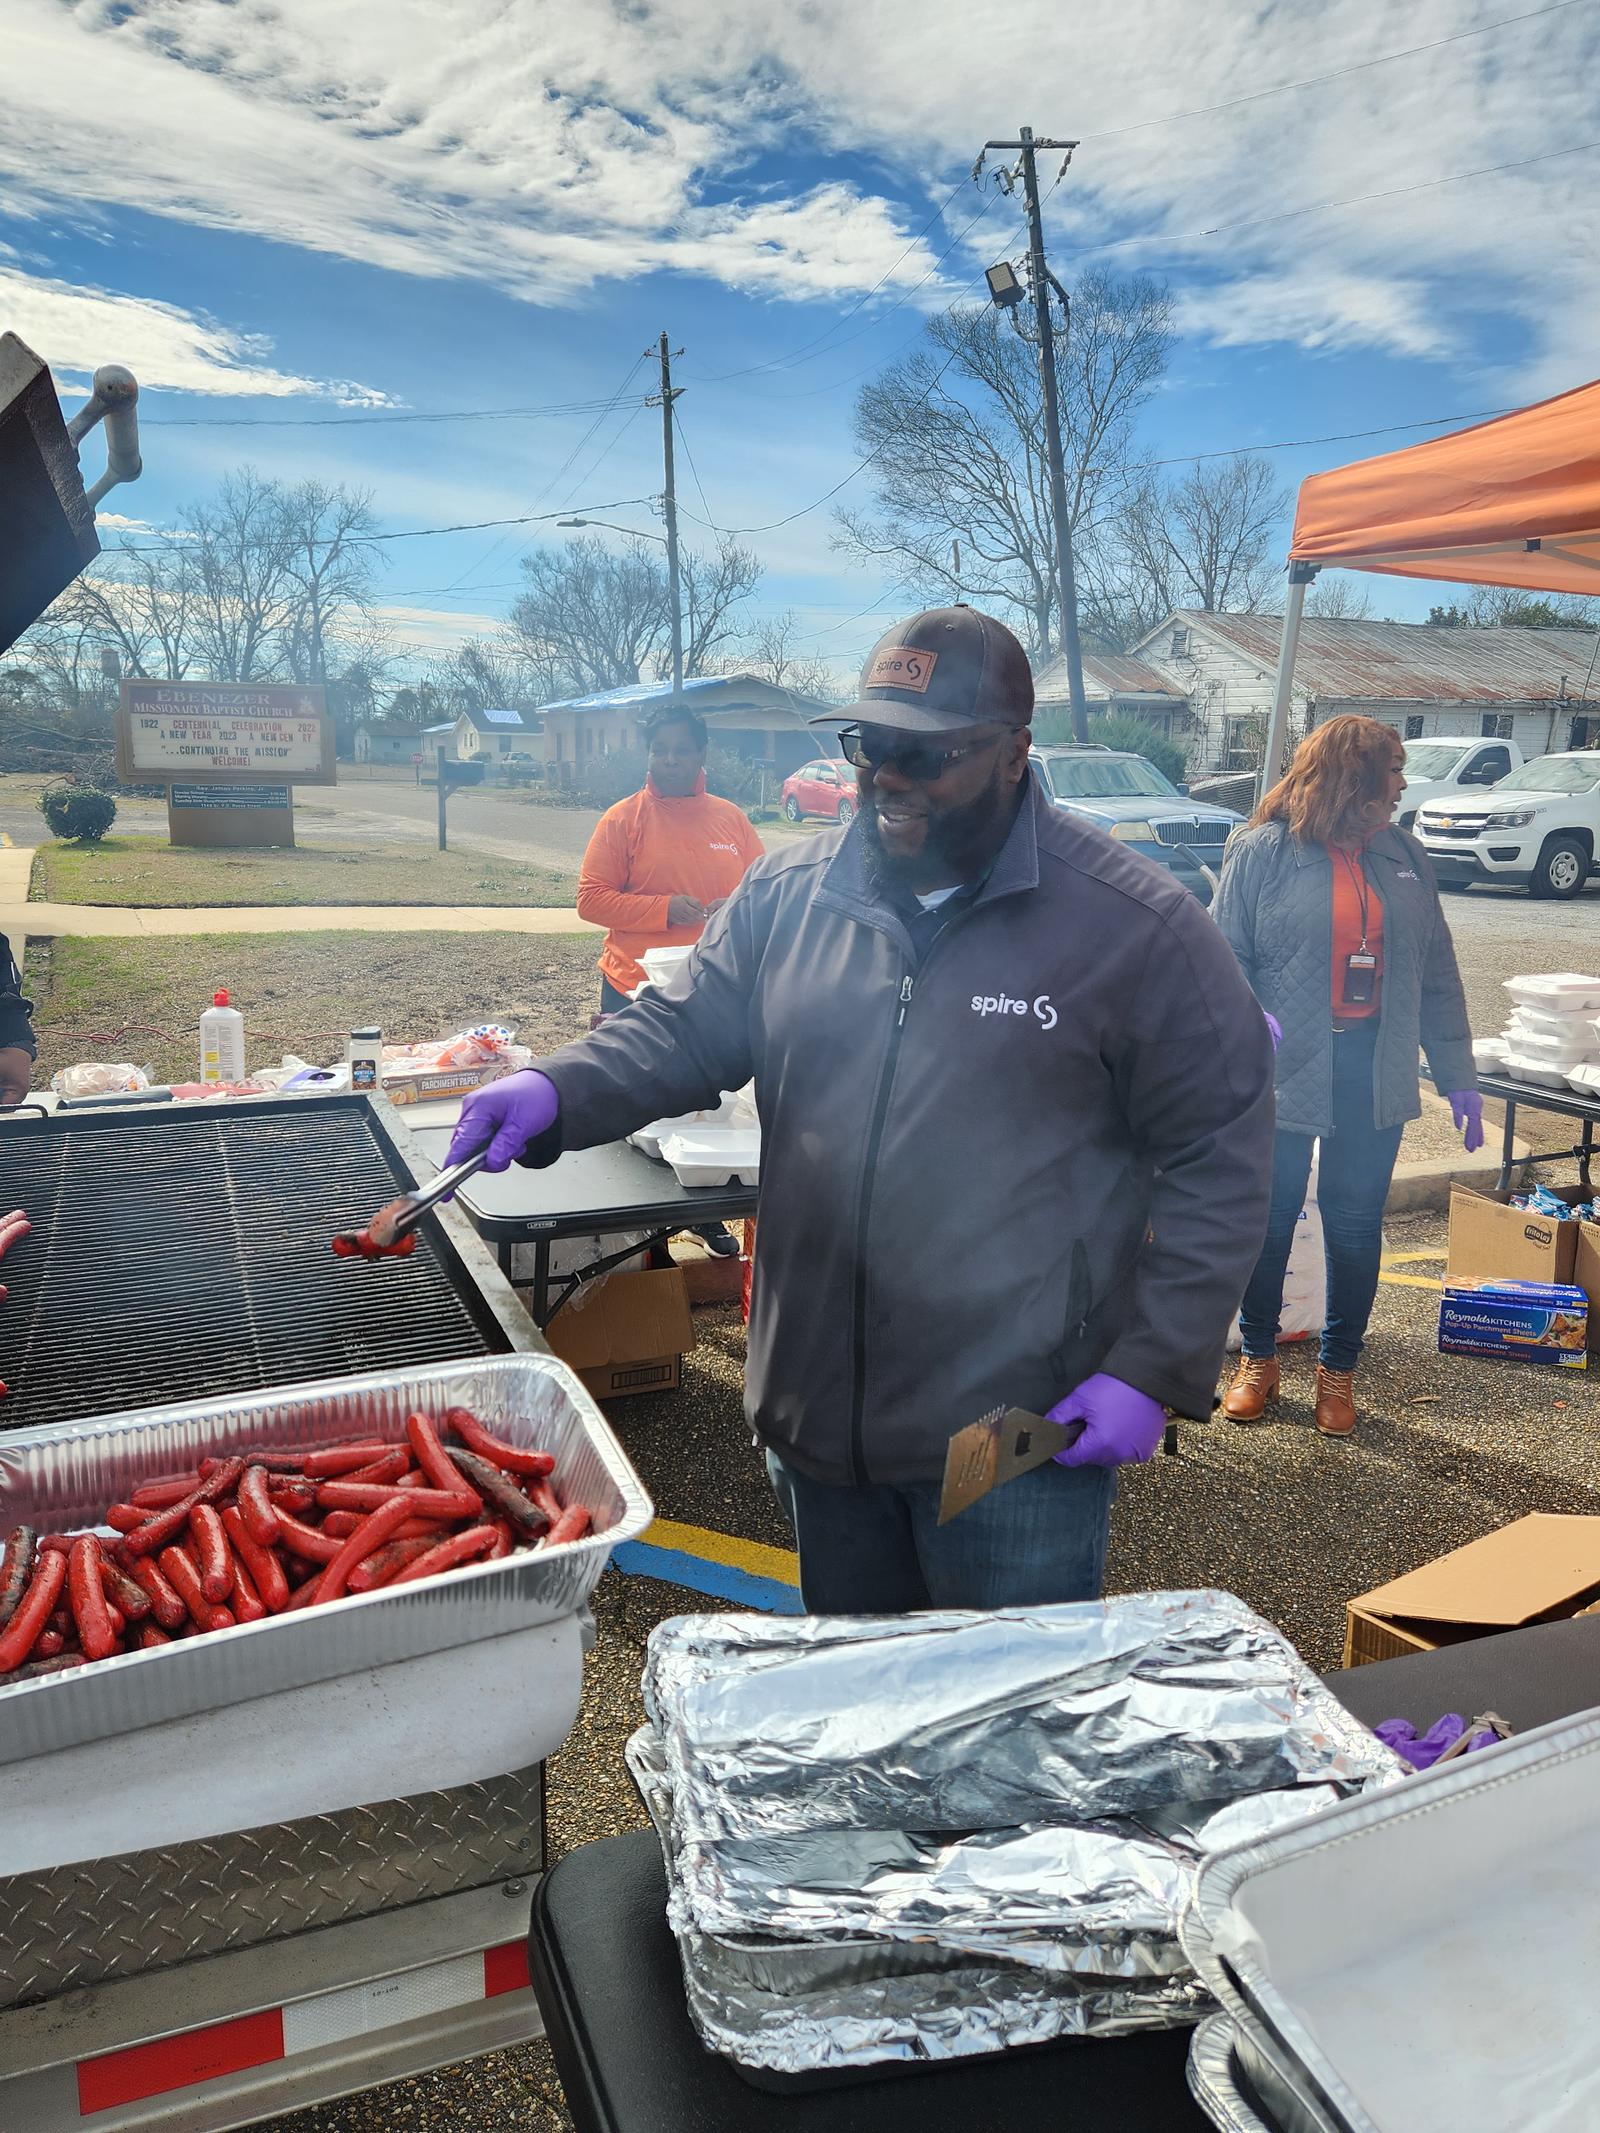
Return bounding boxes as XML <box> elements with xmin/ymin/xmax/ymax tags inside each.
<box><xmin>116</xmin><ymin>681</ymin><xmax>336</xmax><ymax>847</ymax></box>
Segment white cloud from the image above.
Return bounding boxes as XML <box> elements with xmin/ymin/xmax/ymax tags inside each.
<box><xmin>1</xmin><ymin>264</ymin><xmax>391</xmax><ymax>401</ymax></box>
<box><xmin>5</xmin><ymin>0</ymin><xmax>1599</xmax><ymax>393</ymax></box>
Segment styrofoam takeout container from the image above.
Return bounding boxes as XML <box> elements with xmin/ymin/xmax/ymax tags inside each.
<box><xmin>1471</xmin><ymin>1036</ymin><xmax>1509</xmax><ymax>1070</ymax></box>
<box><xmin>1501</xmin><ymin>1053</ymin><xmax>1576</xmax><ymax>1088</ymax></box>
<box><xmin>1504</xmin><ymin>973</ymin><xmax>1600</xmax><ymax>1012</ymax></box>
<box><xmin>660</xmin><ymin>1128</ymin><xmax>761</xmax><ymax>1188</ymax></box>
<box><xmin>1506</xmin><ymin>1024</ymin><xmax>1599</xmax><ymax>1066</ymax></box>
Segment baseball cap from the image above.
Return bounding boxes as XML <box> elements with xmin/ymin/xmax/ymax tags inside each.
<box><xmin>813</xmin><ymin>605</ymin><xmax>1035</xmax><ymax>735</ymax></box>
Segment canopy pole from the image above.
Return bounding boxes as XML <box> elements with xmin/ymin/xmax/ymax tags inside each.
<box><xmin>1257</xmin><ymin>562</ymin><xmax>1318</xmax><ymax>806</ymax></box>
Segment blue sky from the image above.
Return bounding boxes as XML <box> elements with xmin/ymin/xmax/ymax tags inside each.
<box><xmin>9</xmin><ymin>0</ymin><xmax>1599</xmax><ymax>679</ymax></box>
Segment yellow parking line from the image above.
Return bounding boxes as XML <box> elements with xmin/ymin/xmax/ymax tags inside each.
<box><xmin>1380</xmin><ymin>1247</ymin><xmax>1443</xmax><ymax>1292</ymax></box>
<box><xmin>640</xmin><ymin>1516</ymin><xmax>800</xmax><ymax>1587</ymax></box>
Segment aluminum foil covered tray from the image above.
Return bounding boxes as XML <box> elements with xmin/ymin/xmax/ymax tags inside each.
<box><xmin>638</xmin><ymin>1594</ymin><xmax>1400</xmax><ymax>2081</ymax></box>
<box><xmin>0</xmin><ymin>1353</ymin><xmax>652</xmax><ymax>1764</ymax></box>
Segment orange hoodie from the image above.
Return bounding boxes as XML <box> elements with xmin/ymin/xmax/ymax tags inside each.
<box><xmin>577</xmin><ymin>772</ymin><xmax>765</xmax><ymax>995</ymax></box>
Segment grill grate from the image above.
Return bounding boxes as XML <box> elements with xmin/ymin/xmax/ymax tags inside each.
<box><xmin>0</xmin><ymin>1102</ymin><xmax>510</xmax><ymax>1434</ymax></box>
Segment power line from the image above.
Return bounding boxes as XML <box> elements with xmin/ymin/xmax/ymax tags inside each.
<box><xmin>1077</xmin><ymin>0</ymin><xmax>1594</xmax><ymax>142</ymax></box>
<box><xmin>671</xmin><ymin>406</ymin><xmax>721</xmax><ymax>537</ymax></box>
<box><xmin>110</xmin><ymin>495</ymin><xmax>656</xmax><ymax>555</ymax></box>
<box><xmin>1142</xmin><ymin>408</ymin><xmax>1519</xmax><ymax>470</ymax></box>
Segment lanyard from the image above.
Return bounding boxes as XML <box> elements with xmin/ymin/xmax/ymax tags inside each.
<box><xmin>1337</xmin><ymin>847</ymin><xmax>1371</xmax><ymax>951</ymax></box>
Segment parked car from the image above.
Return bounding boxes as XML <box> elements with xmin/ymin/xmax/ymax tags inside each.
<box><xmin>499</xmin><ymin>750</ymin><xmax>542</xmax><ymax>785</ymax></box>
<box><xmin>781</xmin><ymin>757</ymin><xmax>856</xmax><ymax>826</ymax></box>
<box><xmin>1398</xmin><ymin>736</ymin><xmax>1522</xmax><ymax>829</ymax></box>
<box><xmin>1415</xmin><ymin>751</ymin><xmax>1600</xmax><ymax>898</ymax></box>
<box><xmin>1028</xmin><ymin>745</ymin><xmax>1242</xmax><ymax>902</ymax></box>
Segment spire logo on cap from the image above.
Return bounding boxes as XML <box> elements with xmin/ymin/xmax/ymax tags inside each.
<box><xmin>863</xmin><ymin>646</ymin><xmax>939</xmax><ymax>694</ymax></box>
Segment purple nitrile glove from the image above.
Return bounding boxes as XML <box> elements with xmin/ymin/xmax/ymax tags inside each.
<box><xmin>1449</xmin><ymin>1089</ymin><xmax>1484</xmax><ymax>1153</ymax></box>
<box><xmin>1374</xmin><ymin>1713</ymin><xmax>1497</xmax><ymax>1772</ymax></box>
<box><xmin>1263</xmin><ymin>1011</ymin><xmax>1283</xmax><ymax>1051</ymax></box>
<box><xmin>1049</xmin><ymin>1372</ymin><xmax>1166</xmax><ymax>1469</ymax></box>
<box><xmin>446</xmin><ymin>1068</ymin><xmax>560</xmax><ymax>1175</ymax></box>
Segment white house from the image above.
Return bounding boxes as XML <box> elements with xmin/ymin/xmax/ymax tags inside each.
<box><xmin>453</xmin><ymin>704</ymin><xmax>541</xmax><ymax>764</ymax></box>
<box><xmin>1099</xmin><ymin>613</ymin><xmax>1600</xmax><ymax>774</ymax></box>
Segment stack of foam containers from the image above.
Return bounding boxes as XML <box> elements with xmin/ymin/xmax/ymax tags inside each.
<box><xmin>623</xmin><ymin>945</ymin><xmax>761</xmax><ymax>1183</ymax></box>
<box><xmin>1494</xmin><ymin>974</ymin><xmax>1600</xmax><ymax>1092</ymax></box>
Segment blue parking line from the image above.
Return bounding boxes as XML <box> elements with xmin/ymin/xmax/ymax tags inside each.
<box><xmin>611</xmin><ymin>1540</ymin><xmax>805</xmax><ymax>1614</ymax></box>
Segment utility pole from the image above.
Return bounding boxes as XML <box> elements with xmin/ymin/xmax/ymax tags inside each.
<box><xmin>982</xmin><ymin>128</ymin><xmax>1089</xmax><ymax>743</ymax></box>
<box><xmin>649</xmin><ymin>331</ymin><xmax>685</xmax><ymax>701</ymax></box>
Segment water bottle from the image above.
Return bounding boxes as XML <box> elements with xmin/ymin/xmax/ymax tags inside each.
<box><xmin>200</xmin><ymin>988</ymin><xmax>246</xmax><ymax>1085</ymax></box>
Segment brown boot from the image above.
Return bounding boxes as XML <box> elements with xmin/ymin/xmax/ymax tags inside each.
<box><xmin>1315</xmin><ymin>1365</ymin><xmax>1357</xmax><ymax>1437</ymax></box>
<box><xmin>1223</xmin><ymin>1355</ymin><xmax>1279</xmax><ymax>1421</ymax></box>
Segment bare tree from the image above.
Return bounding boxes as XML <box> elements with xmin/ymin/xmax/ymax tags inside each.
<box><xmin>1105</xmin><ymin>454</ymin><xmax>1289</xmax><ymax>640</ymax></box>
<box><xmin>681</xmin><ymin>539</ymin><xmax>761</xmax><ymax>676</ymax></box>
<box><xmin>834</xmin><ymin>272</ymin><xmax>1171</xmax><ymax>654</ymax></box>
<box><xmin>1305</xmin><ymin>574</ymin><xmax>1376</xmax><ymax>621</ymax></box>
<box><xmin>733</xmin><ymin>610</ymin><xmax>848</xmax><ymax>704</ymax></box>
<box><xmin>431</xmin><ymin>635</ymin><xmax>546</xmax><ymax>714</ymax></box>
<box><xmin>279</xmin><ymin>481</ymin><xmax>378</xmax><ymax>684</ymax></box>
<box><xmin>187</xmin><ymin>469</ymin><xmax>298</xmax><ymax>682</ymax></box>
<box><xmin>1429</xmin><ymin>588</ymin><xmax>1600</xmax><ymax>628</ymax></box>
<box><xmin>508</xmin><ymin>535</ymin><xmax>763</xmax><ymax>693</ymax></box>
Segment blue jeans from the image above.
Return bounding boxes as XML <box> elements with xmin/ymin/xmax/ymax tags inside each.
<box><xmin>1237</xmin><ymin>1019</ymin><xmax>1403</xmax><ymax>1373</ymax></box>
<box><xmin>767</xmin><ymin>1450</ymin><xmax>1115</xmax><ymax>1614</ymax></box>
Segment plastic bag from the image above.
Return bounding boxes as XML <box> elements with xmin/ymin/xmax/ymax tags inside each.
<box><xmin>51</xmin><ymin>1063</ymin><xmax>150</xmax><ymax>1098</ymax></box>
<box><xmin>1227</xmin><ymin>1153</ymin><xmax>1325</xmax><ymax>1350</ymax></box>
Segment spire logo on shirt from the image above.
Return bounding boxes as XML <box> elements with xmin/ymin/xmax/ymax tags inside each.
<box><xmin>971</xmin><ymin>992</ymin><xmax>1058</xmax><ymax>1031</ymax></box>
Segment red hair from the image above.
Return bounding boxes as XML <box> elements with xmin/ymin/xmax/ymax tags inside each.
<box><xmin>1253</xmin><ymin>715</ymin><xmax>1402</xmax><ymax>847</ymax></box>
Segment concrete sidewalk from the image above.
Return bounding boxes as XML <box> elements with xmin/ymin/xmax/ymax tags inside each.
<box><xmin>0</xmin><ymin>847</ymin><xmax>595</xmax><ymax>941</ymax></box>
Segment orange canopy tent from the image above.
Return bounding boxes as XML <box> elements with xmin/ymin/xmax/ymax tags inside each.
<box><xmin>1259</xmin><ymin>377</ymin><xmax>1600</xmax><ymax>789</ymax></box>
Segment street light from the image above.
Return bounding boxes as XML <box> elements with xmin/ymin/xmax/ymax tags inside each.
<box><xmin>985</xmin><ymin>260</ymin><xmax>1026</xmax><ymax>308</ymax></box>
<box><xmin>556</xmin><ymin>516</ymin><xmax>666</xmax><ymax>546</ymax></box>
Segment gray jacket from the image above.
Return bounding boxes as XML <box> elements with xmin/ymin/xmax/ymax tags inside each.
<box><xmin>535</xmin><ymin>783</ymin><xmax>1275</xmax><ymax>1485</ymax></box>
<box><xmin>1212</xmin><ymin>820</ymin><xmax>1475</xmax><ymax>1137</ymax></box>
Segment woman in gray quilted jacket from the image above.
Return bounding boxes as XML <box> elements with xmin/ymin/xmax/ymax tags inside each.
<box><xmin>1212</xmin><ymin>716</ymin><xmax>1480</xmax><ymax>1438</ymax></box>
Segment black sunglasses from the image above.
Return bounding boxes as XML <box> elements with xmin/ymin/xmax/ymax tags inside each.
<box><xmin>838</xmin><ymin>724</ymin><xmax>1009</xmax><ymax>783</ymax></box>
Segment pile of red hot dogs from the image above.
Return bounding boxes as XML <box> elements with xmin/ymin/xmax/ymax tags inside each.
<box><xmin>0</xmin><ymin>1406</ymin><xmax>591</xmax><ymax>1684</ymax></box>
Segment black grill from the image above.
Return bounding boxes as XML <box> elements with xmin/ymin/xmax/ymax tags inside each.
<box><xmin>0</xmin><ymin>1098</ymin><xmax>514</xmax><ymax>1434</ymax></box>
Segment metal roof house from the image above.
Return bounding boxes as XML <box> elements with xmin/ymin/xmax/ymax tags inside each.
<box><xmin>1031</xmin><ymin>649</ymin><xmax>1190</xmax><ymax>739</ymax></box>
<box><xmin>1126</xmin><ymin>611</ymin><xmax>1600</xmax><ymax>772</ymax></box>
<box><xmin>538</xmin><ymin>673</ymin><xmax>828</xmax><ymax>782</ymax></box>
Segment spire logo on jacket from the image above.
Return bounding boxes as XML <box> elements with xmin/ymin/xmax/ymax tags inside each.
<box><xmin>971</xmin><ymin>991</ymin><xmax>1058</xmax><ymax>1030</ymax></box>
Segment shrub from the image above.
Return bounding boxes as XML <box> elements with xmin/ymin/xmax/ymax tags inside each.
<box><xmin>747</xmin><ymin>805</ymin><xmax>779</xmax><ymax>823</ymax></box>
<box><xmin>39</xmin><ymin>785</ymin><xmax>117</xmax><ymax>842</ymax></box>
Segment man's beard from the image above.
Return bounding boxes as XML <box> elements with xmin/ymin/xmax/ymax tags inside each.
<box><xmin>860</xmin><ymin>763</ymin><xmax>1021</xmax><ymax>893</ymax></box>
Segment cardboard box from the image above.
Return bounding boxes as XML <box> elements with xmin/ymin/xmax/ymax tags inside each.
<box><xmin>1576</xmin><ymin>1221</ymin><xmax>1600</xmax><ymax>1352</ymax></box>
<box><xmin>1438</xmin><ymin>1280</ymin><xmax>1589</xmax><ymax>1369</ymax></box>
<box><xmin>543</xmin><ymin>1266</ymin><xmax>695</xmax><ymax>1401</ymax></box>
<box><xmin>1343</xmin><ymin>1514</ymin><xmax>1600</xmax><ymax>1667</ymax></box>
<box><xmin>379</xmin><ymin>1060</ymin><xmax>513</xmax><ymax>1107</ymax></box>
<box><xmin>1446</xmin><ymin>1184</ymin><xmax>1582</xmax><ymax>1288</ymax></box>
<box><xmin>1448</xmin><ymin>1183</ymin><xmax>1600</xmax><ymax>1350</ymax></box>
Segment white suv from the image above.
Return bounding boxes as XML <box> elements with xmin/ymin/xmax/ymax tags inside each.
<box><xmin>1416</xmin><ymin>752</ymin><xmax>1600</xmax><ymax>899</ymax></box>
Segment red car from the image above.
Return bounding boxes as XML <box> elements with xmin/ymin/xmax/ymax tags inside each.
<box><xmin>781</xmin><ymin>757</ymin><xmax>857</xmax><ymax>826</ymax></box>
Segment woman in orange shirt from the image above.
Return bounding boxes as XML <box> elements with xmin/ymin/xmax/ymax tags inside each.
<box><xmin>578</xmin><ymin>709</ymin><xmax>765</xmax><ymax>1009</ymax></box>
<box><xmin>577</xmin><ymin>708</ymin><xmax>765</xmax><ymax>1253</ymax></box>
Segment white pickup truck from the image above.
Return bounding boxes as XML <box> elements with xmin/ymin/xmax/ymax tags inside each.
<box><xmin>1398</xmin><ymin>736</ymin><xmax>1522</xmax><ymax>829</ymax></box>
<box><xmin>1416</xmin><ymin>750</ymin><xmax>1600</xmax><ymax>898</ymax></box>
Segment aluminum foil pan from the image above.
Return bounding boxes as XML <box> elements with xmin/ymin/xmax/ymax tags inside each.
<box><xmin>644</xmin><ymin>1594</ymin><xmax>1399</xmax><ymax>1852</ymax></box>
<box><xmin>1189</xmin><ymin>2016</ymin><xmax>1291</xmax><ymax>2133</ymax></box>
<box><xmin>0</xmin><ymin>1353</ymin><xmax>652</xmax><ymax>1763</ymax></box>
<box><xmin>624</xmin><ymin>1724</ymin><xmax>1202</xmax><ymax>2072</ymax></box>
<box><xmin>1190</xmin><ymin>1710</ymin><xmax>1600</xmax><ymax>2133</ymax></box>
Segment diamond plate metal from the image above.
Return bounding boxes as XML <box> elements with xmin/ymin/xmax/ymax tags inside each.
<box><xmin>0</xmin><ymin>1765</ymin><xmax>542</xmax><ymax>2012</ymax></box>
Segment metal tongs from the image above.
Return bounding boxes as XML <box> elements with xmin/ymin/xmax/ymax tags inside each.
<box><xmin>331</xmin><ymin>1145</ymin><xmax>491</xmax><ymax>1259</ymax></box>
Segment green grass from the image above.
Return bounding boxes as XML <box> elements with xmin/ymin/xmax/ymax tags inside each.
<box><xmin>31</xmin><ymin>837</ymin><xmax>576</xmax><ymax>908</ymax></box>
<box><xmin>24</xmin><ymin>932</ymin><xmax>600</xmax><ymax>1088</ymax></box>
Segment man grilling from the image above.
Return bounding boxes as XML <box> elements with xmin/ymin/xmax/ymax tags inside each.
<box><xmin>0</xmin><ymin>932</ymin><xmax>35</xmax><ymax>1108</ymax></box>
<box><xmin>448</xmin><ymin>607</ymin><xmax>1275</xmax><ymax>1613</ymax></box>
